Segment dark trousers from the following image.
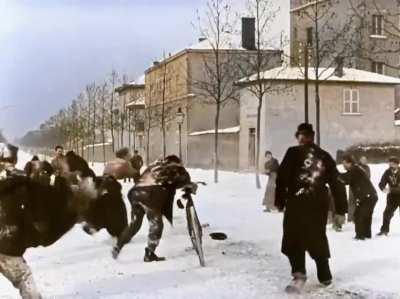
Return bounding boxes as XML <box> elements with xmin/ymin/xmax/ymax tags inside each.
<box><xmin>116</xmin><ymin>201</ymin><xmax>164</xmax><ymax>252</ymax></box>
<box><xmin>354</xmin><ymin>196</ymin><xmax>377</xmax><ymax>239</ymax></box>
<box><xmin>288</xmin><ymin>252</ymin><xmax>332</xmax><ymax>283</ymax></box>
<box><xmin>380</xmin><ymin>195</ymin><xmax>400</xmax><ymax>233</ymax></box>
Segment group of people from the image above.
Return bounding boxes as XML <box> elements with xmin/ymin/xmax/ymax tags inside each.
<box><xmin>0</xmin><ymin>144</ymin><xmax>193</xmax><ymax>298</ymax></box>
<box><xmin>2</xmin><ymin>124</ymin><xmax>400</xmax><ymax>297</ymax></box>
<box><xmin>267</xmin><ymin>122</ymin><xmax>400</xmax><ymax>293</ymax></box>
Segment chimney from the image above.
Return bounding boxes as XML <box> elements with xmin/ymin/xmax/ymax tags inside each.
<box><xmin>242</xmin><ymin>17</ymin><xmax>256</xmax><ymax>50</ymax></box>
<box><xmin>334</xmin><ymin>57</ymin><xmax>344</xmax><ymax>77</ymax></box>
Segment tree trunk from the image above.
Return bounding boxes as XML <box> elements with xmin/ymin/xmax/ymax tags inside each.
<box><xmin>110</xmin><ymin>93</ymin><xmax>115</xmax><ymax>152</ymax></box>
<box><xmin>315</xmin><ymin>81</ymin><xmax>321</xmax><ymax>145</ymax></box>
<box><xmin>146</xmin><ymin>127</ymin><xmax>150</xmax><ymax>166</ymax></box>
<box><xmin>255</xmin><ymin>98</ymin><xmax>262</xmax><ymax>189</ymax></box>
<box><xmin>92</xmin><ymin>96</ymin><xmax>96</xmax><ymax>166</ymax></box>
<box><xmin>214</xmin><ymin>104</ymin><xmax>220</xmax><ymax>183</ymax></box>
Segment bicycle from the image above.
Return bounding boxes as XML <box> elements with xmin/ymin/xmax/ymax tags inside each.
<box><xmin>179</xmin><ymin>181</ymin><xmax>206</xmax><ymax>267</ymax></box>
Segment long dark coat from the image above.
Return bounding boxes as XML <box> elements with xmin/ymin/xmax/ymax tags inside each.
<box><xmin>275</xmin><ymin>144</ymin><xmax>347</xmax><ymax>259</ymax></box>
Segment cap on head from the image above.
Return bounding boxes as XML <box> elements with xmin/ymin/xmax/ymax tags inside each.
<box><xmin>295</xmin><ymin>123</ymin><xmax>315</xmax><ymax>138</ymax></box>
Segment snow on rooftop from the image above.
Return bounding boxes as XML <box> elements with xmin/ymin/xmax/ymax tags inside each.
<box><xmin>128</xmin><ymin>74</ymin><xmax>145</xmax><ymax>86</ymax></box>
<box><xmin>189</xmin><ymin>126</ymin><xmax>240</xmax><ymax>136</ymax></box>
<box><xmin>239</xmin><ymin>66</ymin><xmax>400</xmax><ymax>85</ymax></box>
<box><xmin>188</xmin><ymin>32</ymin><xmax>277</xmax><ymax>51</ymax></box>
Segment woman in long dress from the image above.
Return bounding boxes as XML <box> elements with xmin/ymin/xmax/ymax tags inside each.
<box><xmin>263</xmin><ymin>151</ymin><xmax>279</xmax><ymax>212</ymax></box>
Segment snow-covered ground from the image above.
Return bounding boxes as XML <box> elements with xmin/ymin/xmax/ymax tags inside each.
<box><xmin>1</xmin><ymin>152</ymin><xmax>400</xmax><ymax>298</ymax></box>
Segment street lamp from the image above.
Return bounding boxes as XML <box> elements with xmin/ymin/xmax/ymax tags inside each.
<box><xmin>176</xmin><ymin>107</ymin><xmax>185</xmax><ymax>160</ymax></box>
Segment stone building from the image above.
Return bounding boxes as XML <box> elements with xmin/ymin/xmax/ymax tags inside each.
<box><xmin>290</xmin><ymin>0</ymin><xmax>400</xmax><ymax>78</ymax></box>
<box><xmin>238</xmin><ymin>66</ymin><xmax>400</xmax><ymax>170</ymax></box>
<box><xmin>115</xmin><ymin>75</ymin><xmax>146</xmax><ymax>155</ymax></box>
<box><xmin>144</xmin><ymin>19</ymin><xmax>282</xmax><ymax>169</ymax></box>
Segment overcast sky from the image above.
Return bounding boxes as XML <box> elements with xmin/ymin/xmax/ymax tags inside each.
<box><xmin>0</xmin><ymin>0</ymin><xmax>289</xmax><ymax>140</ymax></box>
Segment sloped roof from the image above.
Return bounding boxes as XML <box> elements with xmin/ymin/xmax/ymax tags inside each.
<box><xmin>238</xmin><ymin>66</ymin><xmax>400</xmax><ymax>85</ymax></box>
<box><xmin>115</xmin><ymin>74</ymin><xmax>145</xmax><ymax>93</ymax></box>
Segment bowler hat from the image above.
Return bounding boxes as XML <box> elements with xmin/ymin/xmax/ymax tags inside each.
<box><xmin>295</xmin><ymin>123</ymin><xmax>315</xmax><ymax>137</ymax></box>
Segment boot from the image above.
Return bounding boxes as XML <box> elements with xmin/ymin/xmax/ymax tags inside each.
<box><xmin>111</xmin><ymin>246</ymin><xmax>120</xmax><ymax>260</ymax></box>
<box><xmin>377</xmin><ymin>231</ymin><xmax>388</xmax><ymax>236</ymax></box>
<box><xmin>285</xmin><ymin>272</ymin><xmax>307</xmax><ymax>294</ymax></box>
<box><xmin>144</xmin><ymin>247</ymin><xmax>166</xmax><ymax>262</ymax></box>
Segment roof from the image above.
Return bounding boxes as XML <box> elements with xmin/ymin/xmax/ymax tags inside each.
<box><xmin>126</xmin><ymin>97</ymin><xmax>145</xmax><ymax>109</ymax></box>
<box><xmin>188</xmin><ymin>32</ymin><xmax>277</xmax><ymax>51</ymax></box>
<box><xmin>238</xmin><ymin>66</ymin><xmax>400</xmax><ymax>86</ymax></box>
<box><xmin>189</xmin><ymin>126</ymin><xmax>240</xmax><ymax>136</ymax></box>
<box><xmin>146</xmin><ymin>33</ymin><xmax>281</xmax><ymax>73</ymax></box>
<box><xmin>115</xmin><ymin>74</ymin><xmax>145</xmax><ymax>93</ymax></box>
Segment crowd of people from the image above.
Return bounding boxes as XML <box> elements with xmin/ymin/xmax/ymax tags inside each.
<box><xmin>0</xmin><ymin>143</ymin><xmax>192</xmax><ymax>298</ymax></box>
<box><xmin>1</xmin><ymin>122</ymin><xmax>400</xmax><ymax>297</ymax></box>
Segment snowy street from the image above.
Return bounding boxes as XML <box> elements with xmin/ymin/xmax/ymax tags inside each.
<box><xmin>0</xmin><ymin>152</ymin><xmax>399</xmax><ymax>298</ymax></box>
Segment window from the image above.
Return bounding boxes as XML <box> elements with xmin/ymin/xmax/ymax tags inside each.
<box><xmin>306</xmin><ymin>27</ymin><xmax>313</xmax><ymax>46</ymax></box>
<box><xmin>371</xmin><ymin>61</ymin><xmax>385</xmax><ymax>74</ymax></box>
<box><xmin>372</xmin><ymin>14</ymin><xmax>384</xmax><ymax>36</ymax></box>
<box><xmin>343</xmin><ymin>89</ymin><xmax>360</xmax><ymax>115</ymax></box>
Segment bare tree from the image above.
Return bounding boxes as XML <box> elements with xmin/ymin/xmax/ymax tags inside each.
<box><xmin>195</xmin><ymin>0</ymin><xmax>240</xmax><ymax>183</ymax></box>
<box><xmin>99</xmin><ymin>83</ymin><xmax>108</xmax><ymax>164</ymax></box>
<box><xmin>238</xmin><ymin>0</ymin><xmax>282</xmax><ymax>189</ymax></box>
<box><xmin>108</xmin><ymin>70</ymin><xmax>119</xmax><ymax>152</ymax></box>
<box><xmin>291</xmin><ymin>0</ymin><xmax>359</xmax><ymax>145</ymax></box>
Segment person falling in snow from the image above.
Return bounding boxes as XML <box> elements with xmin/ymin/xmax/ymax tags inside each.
<box><xmin>111</xmin><ymin>155</ymin><xmax>191</xmax><ymax>262</ymax></box>
<box><xmin>262</xmin><ymin>151</ymin><xmax>279</xmax><ymax>212</ymax></box>
<box><xmin>339</xmin><ymin>155</ymin><xmax>377</xmax><ymax>240</ymax></box>
<box><xmin>377</xmin><ymin>157</ymin><xmax>400</xmax><ymax>236</ymax></box>
<box><xmin>275</xmin><ymin>123</ymin><xmax>347</xmax><ymax>293</ymax></box>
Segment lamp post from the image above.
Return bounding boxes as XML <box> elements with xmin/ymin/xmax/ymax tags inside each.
<box><xmin>176</xmin><ymin>107</ymin><xmax>185</xmax><ymax>160</ymax></box>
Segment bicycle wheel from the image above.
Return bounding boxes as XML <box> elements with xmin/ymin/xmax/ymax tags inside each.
<box><xmin>188</xmin><ymin>206</ymin><xmax>205</xmax><ymax>267</ymax></box>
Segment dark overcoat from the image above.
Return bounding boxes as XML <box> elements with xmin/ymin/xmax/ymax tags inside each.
<box><xmin>275</xmin><ymin>144</ymin><xmax>347</xmax><ymax>259</ymax></box>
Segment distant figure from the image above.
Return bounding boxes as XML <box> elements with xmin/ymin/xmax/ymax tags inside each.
<box><xmin>130</xmin><ymin>150</ymin><xmax>144</xmax><ymax>183</ymax></box>
<box><xmin>377</xmin><ymin>157</ymin><xmax>400</xmax><ymax>236</ymax></box>
<box><xmin>24</xmin><ymin>158</ymin><xmax>55</xmax><ymax>185</ymax></box>
<box><xmin>275</xmin><ymin>123</ymin><xmax>347</xmax><ymax>293</ymax></box>
<box><xmin>51</xmin><ymin>145</ymin><xmax>69</xmax><ymax>176</ymax></box>
<box><xmin>348</xmin><ymin>156</ymin><xmax>371</xmax><ymax>223</ymax></box>
<box><xmin>262</xmin><ymin>151</ymin><xmax>279</xmax><ymax>212</ymax></box>
<box><xmin>340</xmin><ymin>155</ymin><xmax>377</xmax><ymax>240</ymax></box>
<box><xmin>103</xmin><ymin>148</ymin><xmax>137</xmax><ymax>180</ymax></box>
<box><xmin>359</xmin><ymin>156</ymin><xmax>371</xmax><ymax>179</ymax></box>
<box><xmin>0</xmin><ymin>143</ymin><xmax>18</xmax><ymax>172</ymax></box>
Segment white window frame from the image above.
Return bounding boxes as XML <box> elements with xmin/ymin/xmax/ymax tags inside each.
<box><xmin>343</xmin><ymin>88</ymin><xmax>361</xmax><ymax>115</ymax></box>
<box><xmin>371</xmin><ymin>61</ymin><xmax>385</xmax><ymax>75</ymax></box>
<box><xmin>371</xmin><ymin>14</ymin><xmax>385</xmax><ymax>37</ymax></box>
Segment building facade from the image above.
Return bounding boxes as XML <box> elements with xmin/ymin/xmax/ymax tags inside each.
<box><xmin>238</xmin><ymin>66</ymin><xmax>400</xmax><ymax>170</ymax></box>
<box><xmin>115</xmin><ymin>75</ymin><xmax>146</xmax><ymax>155</ymax></box>
<box><xmin>290</xmin><ymin>0</ymin><xmax>400</xmax><ymax>78</ymax></box>
<box><xmin>144</xmin><ymin>20</ymin><xmax>282</xmax><ymax>169</ymax></box>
